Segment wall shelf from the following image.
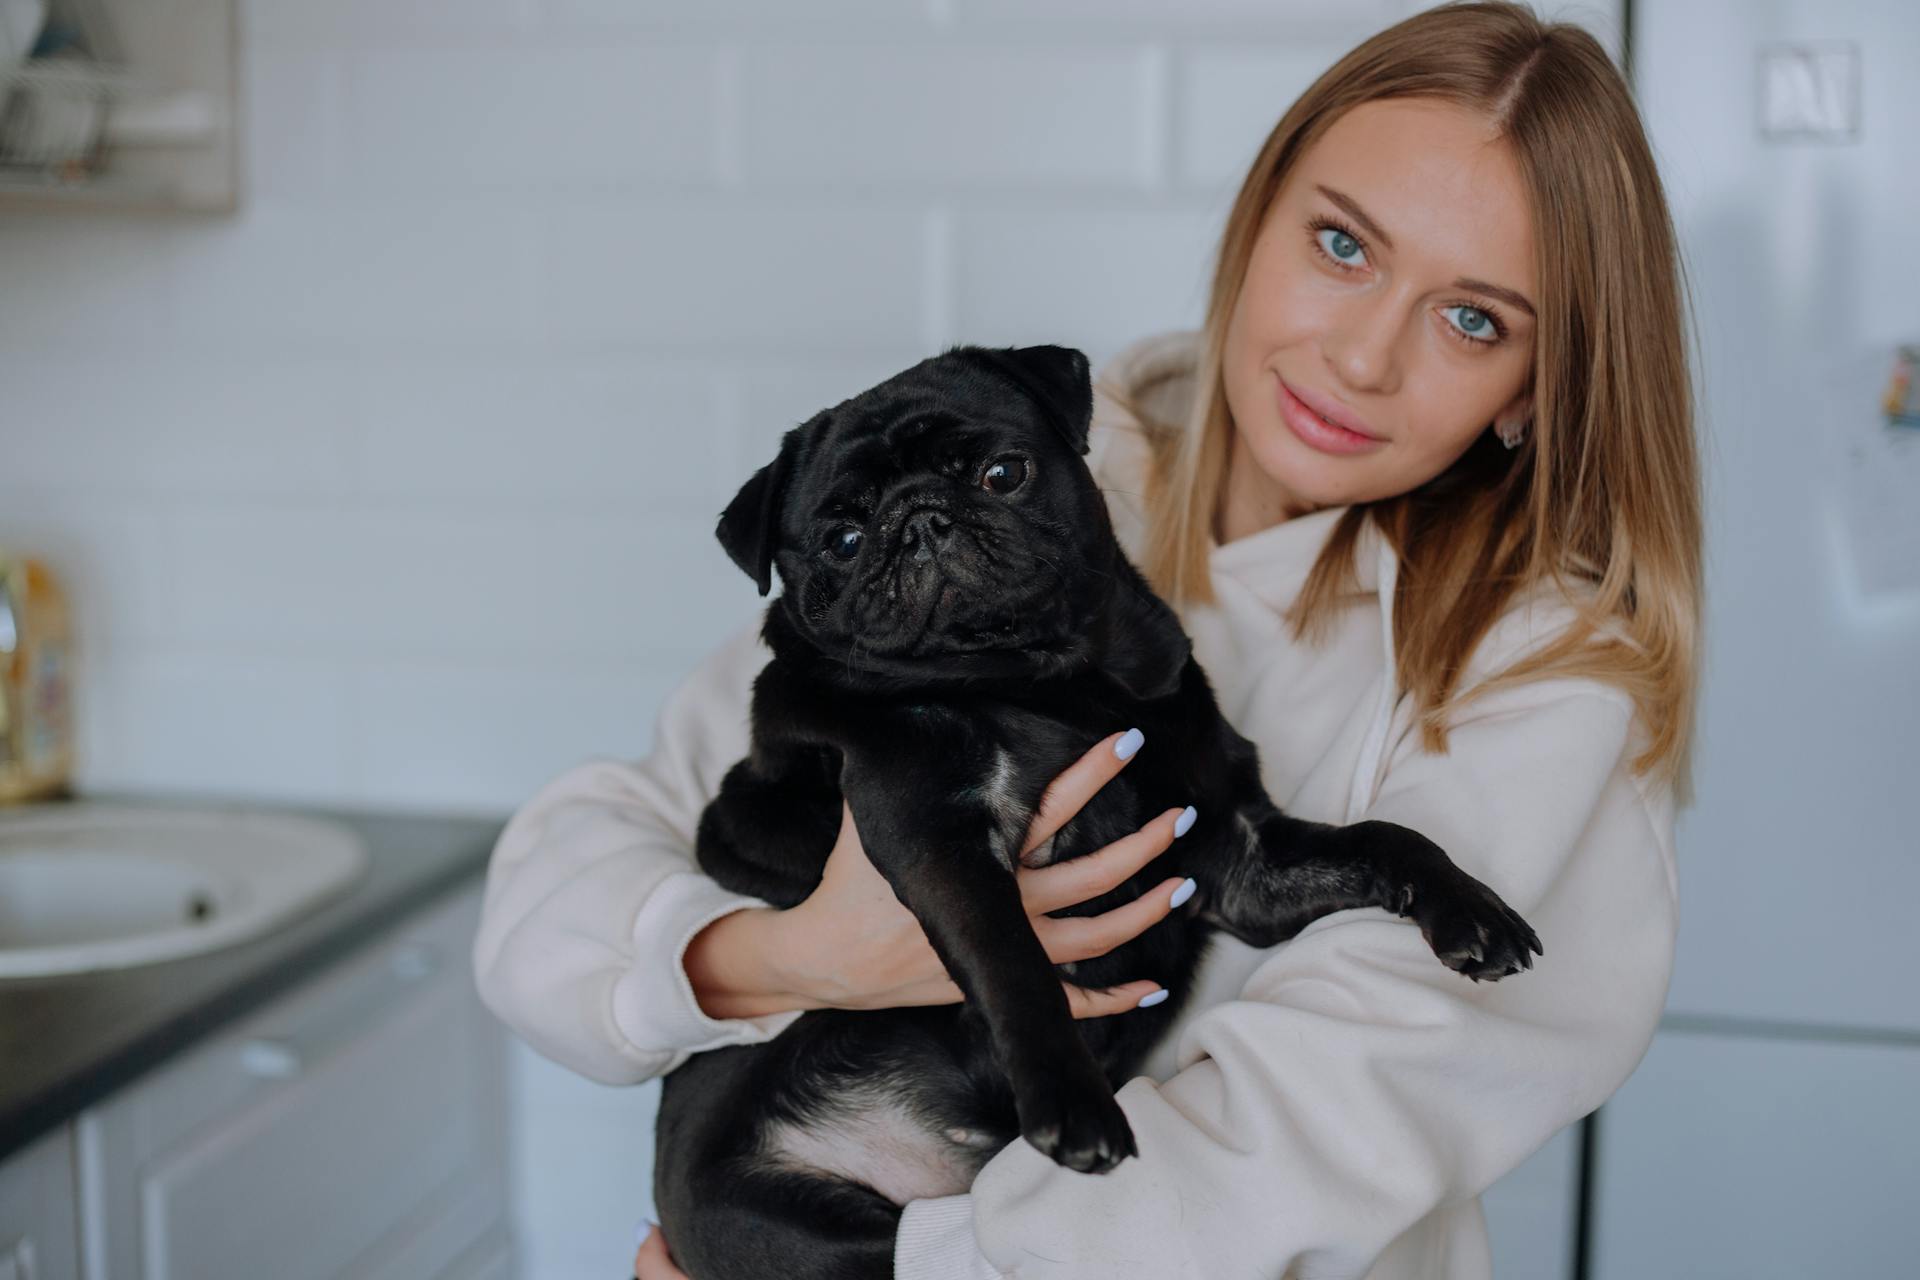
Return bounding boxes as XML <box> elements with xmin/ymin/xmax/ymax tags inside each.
<box><xmin>0</xmin><ymin>0</ymin><xmax>238</xmax><ymax>215</ymax></box>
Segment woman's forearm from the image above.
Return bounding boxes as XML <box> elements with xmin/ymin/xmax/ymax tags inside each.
<box><xmin>684</xmin><ymin>906</ymin><xmax>824</xmax><ymax>1019</ymax></box>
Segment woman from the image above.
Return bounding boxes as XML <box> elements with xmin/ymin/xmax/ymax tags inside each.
<box><xmin>473</xmin><ymin>3</ymin><xmax>1700</xmax><ymax>1276</ymax></box>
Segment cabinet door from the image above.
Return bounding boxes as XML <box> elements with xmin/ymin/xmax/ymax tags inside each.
<box><xmin>0</xmin><ymin>1126</ymin><xmax>81</xmax><ymax>1280</ymax></box>
<box><xmin>78</xmin><ymin>882</ymin><xmax>509</xmax><ymax>1280</ymax></box>
<box><xmin>1592</xmin><ymin>1029</ymin><xmax>1920</xmax><ymax>1278</ymax></box>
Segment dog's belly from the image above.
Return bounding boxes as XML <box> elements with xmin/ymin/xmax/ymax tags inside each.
<box><xmin>756</xmin><ymin>1080</ymin><xmax>998</xmax><ymax>1206</ymax></box>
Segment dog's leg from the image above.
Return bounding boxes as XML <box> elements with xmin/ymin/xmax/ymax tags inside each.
<box><xmin>695</xmin><ymin>751</ymin><xmax>841</xmax><ymax>909</ymax></box>
<box><xmin>1184</xmin><ymin>802</ymin><xmax>1544</xmax><ymax>981</ymax></box>
<box><xmin>839</xmin><ymin>755</ymin><xmax>1138</xmax><ymax>1175</ymax></box>
<box><xmin>668</xmin><ymin>1161</ymin><xmax>900</xmax><ymax>1280</ymax></box>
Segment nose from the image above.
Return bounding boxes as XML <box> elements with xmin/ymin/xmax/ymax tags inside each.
<box><xmin>1322</xmin><ymin>296</ymin><xmax>1403</xmax><ymax>395</ymax></box>
<box><xmin>903</xmin><ymin>509</ymin><xmax>954</xmax><ymax>563</ymax></box>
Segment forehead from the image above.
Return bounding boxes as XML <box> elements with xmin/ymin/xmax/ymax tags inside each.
<box><xmin>801</xmin><ymin>364</ymin><xmax>1040</xmax><ymax>500</ymax></box>
<box><xmin>1287</xmin><ymin>96</ymin><xmax>1536</xmax><ymax>295</ymax></box>
<box><xmin>824</xmin><ymin>366</ymin><xmax>1036</xmax><ymax>459</ymax></box>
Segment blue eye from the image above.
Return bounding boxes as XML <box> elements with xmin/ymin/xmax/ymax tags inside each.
<box><xmin>1316</xmin><ymin>226</ymin><xmax>1365</xmax><ymax>266</ymax></box>
<box><xmin>1442</xmin><ymin>305</ymin><xmax>1500</xmax><ymax>344</ymax></box>
<box><xmin>827</xmin><ymin>527</ymin><xmax>862</xmax><ymax>560</ymax></box>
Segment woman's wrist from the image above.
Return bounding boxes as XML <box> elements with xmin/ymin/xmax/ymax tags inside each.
<box><xmin>684</xmin><ymin>906</ymin><xmax>823</xmax><ymax>1019</ymax></box>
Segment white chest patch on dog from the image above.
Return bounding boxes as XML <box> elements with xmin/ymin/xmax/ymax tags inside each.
<box><xmin>978</xmin><ymin>746</ymin><xmax>1027</xmax><ymax>872</ymax></box>
<box><xmin>757</xmin><ymin>1083</ymin><xmax>988</xmax><ymax>1205</ymax></box>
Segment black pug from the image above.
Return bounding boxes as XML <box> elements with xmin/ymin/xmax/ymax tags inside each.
<box><xmin>652</xmin><ymin>344</ymin><xmax>1541</xmax><ymax>1280</ymax></box>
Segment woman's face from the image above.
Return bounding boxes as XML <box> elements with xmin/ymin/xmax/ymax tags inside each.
<box><xmin>1219</xmin><ymin>96</ymin><xmax>1537</xmax><ymax>536</ymax></box>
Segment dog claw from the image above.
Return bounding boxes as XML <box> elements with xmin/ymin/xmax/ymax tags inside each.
<box><xmin>1018</xmin><ymin>1080</ymin><xmax>1137</xmax><ymax>1175</ymax></box>
<box><xmin>1413</xmin><ymin>871</ymin><xmax>1544</xmax><ymax>983</ymax></box>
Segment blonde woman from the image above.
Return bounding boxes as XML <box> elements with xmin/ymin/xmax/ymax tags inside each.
<box><xmin>474</xmin><ymin>3</ymin><xmax>1700</xmax><ymax>1276</ymax></box>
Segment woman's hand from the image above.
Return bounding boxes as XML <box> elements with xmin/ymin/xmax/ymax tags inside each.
<box><xmin>634</xmin><ymin>1222</ymin><xmax>687</xmax><ymax>1280</ymax></box>
<box><xmin>772</xmin><ymin>729</ymin><xmax>1196</xmax><ymax>1019</ymax></box>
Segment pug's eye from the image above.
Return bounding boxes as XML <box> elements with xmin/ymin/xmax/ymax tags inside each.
<box><xmin>981</xmin><ymin>457</ymin><xmax>1029</xmax><ymax>495</ymax></box>
<box><xmin>826</xmin><ymin>527</ymin><xmax>863</xmax><ymax>560</ymax></box>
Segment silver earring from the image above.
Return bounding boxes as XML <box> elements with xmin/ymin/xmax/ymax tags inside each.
<box><xmin>1494</xmin><ymin>416</ymin><xmax>1529</xmax><ymax>450</ymax></box>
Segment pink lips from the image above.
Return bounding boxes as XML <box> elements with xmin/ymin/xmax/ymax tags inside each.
<box><xmin>1274</xmin><ymin>374</ymin><xmax>1385</xmax><ymax>455</ymax></box>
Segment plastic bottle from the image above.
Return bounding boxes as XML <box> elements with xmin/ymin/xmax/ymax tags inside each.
<box><xmin>0</xmin><ymin>551</ymin><xmax>75</xmax><ymax>804</ymax></box>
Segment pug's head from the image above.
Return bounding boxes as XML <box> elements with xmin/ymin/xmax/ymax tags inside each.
<box><xmin>715</xmin><ymin>344</ymin><xmax>1189</xmax><ymax>698</ymax></box>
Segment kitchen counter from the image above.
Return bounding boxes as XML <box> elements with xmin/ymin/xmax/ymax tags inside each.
<box><xmin>0</xmin><ymin>790</ymin><xmax>506</xmax><ymax>1164</ymax></box>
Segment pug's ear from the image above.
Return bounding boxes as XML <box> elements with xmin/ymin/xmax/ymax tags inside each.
<box><xmin>957</xmin><ymin>344</ymin><xmax>1094</xmax><ymax>456</ymax></box>
<box><xmin>716</xmin><ymin>424</ymin><xmax>804</xmax><ymax>597</ymax></box>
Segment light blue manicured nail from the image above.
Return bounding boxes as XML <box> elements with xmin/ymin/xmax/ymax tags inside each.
<box><xmin>635</xmin><ymin>1219</ymin><xmax>656</xmax><ymax>1247</ymax></box>
<box><xmin>1169</xmin><ymin>877</ymin><xmax>1196</xmax><ymax>908</ymax></box>
<box><xmin>1173</xmin><ymin>805</ymin><xmax>1197</xmax><ymax>837</ymax></box>
<box><xmin>1136</xmin><ymin>988</ymin><xmax>1170</xmax><ymax>1008</ymax></box>
<box><xmin>1114</xmin><ymin>727</ymin><xmax>1145</xmax><ymax>761</ymax></box>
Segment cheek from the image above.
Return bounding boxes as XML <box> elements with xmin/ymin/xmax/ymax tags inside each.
<box><xmin>1232</xmin><ymin>250</ymin><xmax>1322</xmax><ymax>350</ymax></box>
<box><xmin>1382</xmin><ymin>357</ymin><xmax>1526</xmax><ymax>483</ymax></box>
<box><xmin>1418</xmin><ymin>352</ymin><xmax>1527</xmax><ymax>444</ymax></box>
<box><xmin>1226</xmin><ymin>253</ymin><xmax>1327</xmax><ymax>412</ymax></box>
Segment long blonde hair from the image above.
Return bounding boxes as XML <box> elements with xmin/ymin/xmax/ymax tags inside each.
<box><xmin>1122</xmin><ymin>1</ymin><xmax>1702</xmax><ymax>795</ymax></box>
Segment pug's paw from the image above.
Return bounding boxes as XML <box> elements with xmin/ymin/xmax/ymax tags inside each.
<box><xmin>1016</xmin><ymin>1073</ymin><xmax>1138</xmax><ymax>1175</ymax></box>
<box><xmin>1412</xmin><ymin>871</ymin><xmax>1544</xmax><ymax>982</ymax></box>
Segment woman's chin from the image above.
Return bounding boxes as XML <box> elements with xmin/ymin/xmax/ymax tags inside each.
<box><xmin>1245</xmin><ymin>424</ymin><xmax>1377</xmax><ymax>513</ymax></box>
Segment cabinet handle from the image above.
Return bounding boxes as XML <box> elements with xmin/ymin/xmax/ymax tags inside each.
<box><xmin>234</xmin><ymin>940</ymin><xmax>444</xmax><ymax>1081</ymax></box>
<box><xmin>389</xmin><ymin>941</ymin><xmax>439</xmax><ymax>982</ymax></box>
<box><xmin>0</xmin><ymin>1235</ymin><xmax>38</xmax><ymax>1280</ymax></box>
<box><xmin>238</xmin><ymin>1037</ymin><xmax>303</xmax><ymax>1079</ymax></box>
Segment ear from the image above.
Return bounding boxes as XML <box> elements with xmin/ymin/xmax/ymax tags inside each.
<box><xmin>1493</xmin><ymin>391</ymin><xmax>1532</xmax><ymax>431</ymax></box>
<box><xmin>1102</xmin><ymin>558</ymin><xmax>1192</xmax><ymax>701</ymax></box>
<box><xmin>716</xmin><ymin>424</ymin><xmax>804</xmax><ymax>597</ymax></box>
<box><xmin>956</xmin><ymin>344</ymin><xmax>1094</xmax><ymax>456</ymax></box>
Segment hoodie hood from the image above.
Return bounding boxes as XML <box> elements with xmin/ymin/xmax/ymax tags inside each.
<box><xmin>1090</xmin><ymin>330</ymin><xmax>1403</xmax><ymax>825</ymax></box>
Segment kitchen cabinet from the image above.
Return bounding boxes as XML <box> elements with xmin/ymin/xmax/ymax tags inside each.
<box><xmin>67</xmin><ymin>879</ymin><xmax>510</xmax><ymax>1279</ymax></box>
<box><xmin>1591</xmin><ymin>1027</ymin><xmax>1920</xmax><ymax>1278</ymax></box>
<box><xmin>0</xmin><ymin>1125</ymin><xmax>81</xmax><ymax>1280</ymax></box>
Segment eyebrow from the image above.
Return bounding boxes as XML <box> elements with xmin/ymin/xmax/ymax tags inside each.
<box><xmin>1314</xmin><ymin>184</ymin><xmax>1537</xmax><ymax>319</ymax></box>
<box><xmin>1317</xmin><ymin>184</ymin><xmax>1395</xmax><ymax>251</ymax></box>
<box><xmin>1451</xmin><ymin>277</ymin><xmax>1536</xmax><ymax>319</ymax></box>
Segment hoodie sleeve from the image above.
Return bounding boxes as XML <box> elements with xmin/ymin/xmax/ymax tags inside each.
<box><xmin>470</xmin><ymin>616</ymin><xmax>806</xmax><ymax>1086</ymax></box>
<box><xmin>894</xmin><ymin>678</ymin><xmax>1679</xmax><ymax>1280</ymax></box>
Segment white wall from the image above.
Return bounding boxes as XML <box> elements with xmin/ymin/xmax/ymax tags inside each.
<box><xmin>0</xmin><ymin>2</ymin><xmax>1620</xmax><ymax>1276</ymax></box>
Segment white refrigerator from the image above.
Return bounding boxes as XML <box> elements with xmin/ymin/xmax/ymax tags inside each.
<box><xmin>1580</xmin><ymin>1</ymin><xmax>1920</xmax><ymax>1276</ymax></box>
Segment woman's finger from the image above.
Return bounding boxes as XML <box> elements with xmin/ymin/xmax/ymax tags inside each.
<box><xmin>1019</xmin><ymin>805</ymin><xmax>1191</xmax><ymax>915</ymax></box>
<box><xmin>1063</xmin><ymin>979</ymin><xmax>1167</xmax><ymax>1020</ymax></box>
<box><xmin>1020</xmin><ymin>729</ymin><xmax>1145</xmax><ymax>857</ymax></box>
<box><xmin>1036</xmin><ymin>874</ymin><xmax>1191</xmax><ymax>963</ymax></box>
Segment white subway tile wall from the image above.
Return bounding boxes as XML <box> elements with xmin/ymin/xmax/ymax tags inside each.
<box><xmin>0</xmin><ymin>2</ymin><xmax>1619</xmax><ymax>1277</ymax></box>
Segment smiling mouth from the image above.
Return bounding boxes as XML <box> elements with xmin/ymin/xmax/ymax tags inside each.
<box><xmin>1279</xmin><ymin>376</ymin><xmax>1380</xmax><ymax>440</ymax></box>
<box><xmin>1272</xmin><ymin>374</ymin><xmax>1392</xmax><ymax>456</ymax></box>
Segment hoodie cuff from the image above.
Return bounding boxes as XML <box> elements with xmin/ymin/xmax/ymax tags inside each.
<box><xmin>895</xmin><ymin>1195</ymin><xmax>1009</xmax><ymax>1280</ymax></box>
<box><xmin>610</xmin><ymin>871</ymin><xmax>803</xmax><ymax>1056</ymax></box>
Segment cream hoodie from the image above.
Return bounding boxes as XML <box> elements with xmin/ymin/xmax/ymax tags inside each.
<box><xmin>471</xmin><ymin>331</ymin><xmax>1680</xmax><ymax>1280</ymax></box>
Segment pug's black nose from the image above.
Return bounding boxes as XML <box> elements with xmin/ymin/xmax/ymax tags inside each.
<box><xmin>904</xmin><ymin>510</ymin><xmax>954</xmax><ymax>563</ymax></box>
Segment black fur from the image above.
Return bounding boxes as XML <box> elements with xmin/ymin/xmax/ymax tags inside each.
<box><xmin>654</xmin><ymin>344</ymin><xmax>1542</xmax><ymax>1279</ymax></box>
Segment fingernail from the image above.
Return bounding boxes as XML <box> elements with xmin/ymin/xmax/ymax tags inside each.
<box><xmin>1135</xmin><ymin>988</ymin><xmax>1170</xmax><ymax>1008</ymax></box>
<box><xmin>635</xmin><ymin>1219</ymin><xmax>656</xmax><ymax>1247</ymax></box>
<box><xmin>1114</xmin><ymin>727</ymin><xmax>1145</xmax><ymax>761</ymax></box>
<box><xmin>1173</xmin><ymin>805</ymin><xmax>1197</xmax><ymax>837</ymax></box>
<box><xmin>1169</xmin><ymin>877</ymin><xmax>1196</xmax><ymax>909</ymax></box>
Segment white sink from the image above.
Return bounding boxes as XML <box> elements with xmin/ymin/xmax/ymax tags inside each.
<box><xmin>0</xmin><ymin>803</ymin><xmax>370</xmax><ymax>979</ymax></box>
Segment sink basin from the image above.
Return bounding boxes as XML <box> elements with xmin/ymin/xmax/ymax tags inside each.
<box><xmin>0</xmin><ymin>803</ymin><xmax>369</xmax><ymax>979</ymax></box>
